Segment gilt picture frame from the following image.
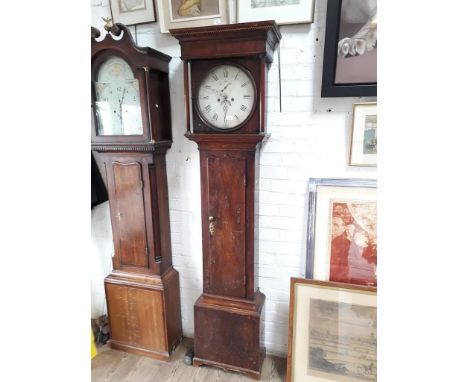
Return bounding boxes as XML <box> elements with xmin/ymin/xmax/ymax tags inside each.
<box><xmin>237</xmin><ymin>0</ymin><xmax>315</xmax><ymax>25</ymax></box>
<box><xmin>157</xmin><ymin>0</ymin><xmax>229</xmax><ymax>34</ymax></box>
<box><xmin>349</xmin><ymin>102</ymin><xmax>377</xmax><ymax>167</ymax></box>
<box><xmin>287</xmin><ymin>278</ymin><xmax>377</xmax><ymax>382</ymax></box>
<box><xmin>306</xmin><ymin>178</ymin><xmax>377</xmax><ymax>287</ymax></box>
<box><xmin>109</xmin><ymin>0</ymin><xmax>157</xmax><ymax>26</ymax></box>
<box><xmin>321</xmin><ymin>0</ymin><xmax>377</xmax><ymax>97</ymax></box>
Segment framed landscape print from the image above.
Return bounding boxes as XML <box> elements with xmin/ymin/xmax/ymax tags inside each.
<box><xmin>321</xmin><ymin>0</ymin><xmax>377</xmax><ymax>97</ymax></box>
<box><xmin>157</xmin><ymin>0</ymin><xmax>229</xmax><ymax>33</ymax></box>
<box><xmin>350</xmin><ymin>102</ymin><xmax>377</xmax><ymax>167</ymax></box>
<box><xmin>287</xmin><ymin>278</ymin><xmax>377</xmax><ymax>382</ymax></box>
<box><xmin>110</xmin><ymin>0</ymin><xmax>157</xmax><ymax>26</ymax></box>
<box><xmin>237</xmin><ymin>0</ymin><xmax>315</xmax><ymax>25</ymax></box>
<box><xmin>306</xmin><ymin>178</ymin><xmax>377</xmax><ymax>287</ymax></box>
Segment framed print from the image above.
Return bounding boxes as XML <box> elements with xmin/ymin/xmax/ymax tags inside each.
<box><xmin>157</xmin><ymin>0</ymin><xmax>229</xmax><ymax>34</ymax></box>
<box><xmin>306</xmin><ymin>178</ymin><xmax>377</xmax><ymax>287</ymax></box>
<box><xmin>321</xmin><ymin>0</ymin><xmax>377</xmax><ymax>97</ymax></box>
<box><xmin>109</xmin><ymin>0</ymin><xmax>157</xmax><ymax>26</ymax></box>
<box><xmin>287</xmin><ymin>278</ymin><xmax>377</xmax><ymax>382</ymax></box>
<box><xmin>350</xmin><ymin>102</ymin><xmax>377</xmax><ymax>167</ymax></box>
<box><xmin>237</xmin><ymin>0</ymin><xmax>315</xmax><ymax>25</ymax></box>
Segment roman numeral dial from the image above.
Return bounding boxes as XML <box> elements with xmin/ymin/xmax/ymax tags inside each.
<box><xmin>197</xmin><ymin>64</ymin><xmax>255</xmax><ymax>130</ymax></box>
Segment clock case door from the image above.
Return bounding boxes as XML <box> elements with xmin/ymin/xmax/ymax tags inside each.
<box><xmin>99</xmin><ymin>151</ymin><xmax>174</xmax><ymax>276</ymax></box>
<box><xmin>91</xmin><ymin>28</ymin><xmax>172</xmax><ymax>147</ymax></box>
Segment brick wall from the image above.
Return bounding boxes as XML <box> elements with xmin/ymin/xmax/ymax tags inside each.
<box><xmin>91</xmin><ymin>0</ymin><xmax>376</xmax><ymax>356</ymax></box>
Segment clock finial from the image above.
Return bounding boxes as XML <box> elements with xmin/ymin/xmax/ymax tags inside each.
<box><xmin>102</xmin><ymin>17</ymin><xmax>123</xmax><ymax>36</ymax></box>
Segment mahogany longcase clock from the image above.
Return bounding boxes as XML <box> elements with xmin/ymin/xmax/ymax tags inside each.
<box><xmin>172</xmin><ymin>21</ymin><xmax>281</xmax><ymax>379</ymax></box>
<box><xmin>91</xmin><ymin>24</ymin><xmax>182</xmax><ymax>361</ymax></box>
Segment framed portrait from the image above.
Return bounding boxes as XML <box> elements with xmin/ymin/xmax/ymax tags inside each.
<box><xmin>287</xmin><ymin>278</ymin><xmax>377</xmax><ymax>382</ymax></box>
<box><xmin>321</xmin><ymin>0</ymin><xmax>377</xmax><ymax>97</ymax></box>
<box><xmin>306</xmin><ymin>178</ymin><xmax>377</xmax><ymax>287</ymax></box>
<box><xmin>349</xmin><ymin>102</ymin><xmax>377</xmax><ymax>167</ymax></box>
<box><xmin>237</xmin><ymin>0</ymin><xmax>315</xmax><ymax>25</ymax></box>
<box><xmin>157</xmin><ymin>0</ymin><xmax>229</xmax><ymax>34</ymax></box>
<box><xmin>109</xmin><ymin>0</ymin><xmax>157</xmax><ymax>26</ymax></box>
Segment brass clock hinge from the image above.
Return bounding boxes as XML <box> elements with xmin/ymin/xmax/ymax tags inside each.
<box><xmin>145</xmin><ymin>247</ymin><xmax>149</xmax><ymax>256</ymax></box>
<box><xmin>140</xmin><ymin>179</ymin><xmax>144</xmax><ymax>188</ymax></box>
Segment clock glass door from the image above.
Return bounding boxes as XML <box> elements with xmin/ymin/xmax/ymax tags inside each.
<box><xmin>206</xmin><ymin>156</ymin><xmax>246</xmax><ymax>298</ymax></box>
<box><xmin>94</xmin><ymin>56</ymin><xmax>144</xmax><ymax>136</ymax></box>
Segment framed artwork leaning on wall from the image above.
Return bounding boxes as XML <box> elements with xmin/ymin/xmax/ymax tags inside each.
<box><xmin>306</xmin><ymin>178</ymin><xmax>377</xmax><ymax>287</ymax></box>
<box><xmin>287</xmin><ymin>278</ymin><xmax>377</xmax><ymax>382</ymax></box>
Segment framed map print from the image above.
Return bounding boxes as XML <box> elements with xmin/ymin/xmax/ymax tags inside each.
<box><xmin>109</xmin><ymin>0</ymin><xmax>157</xmax><ymax>25</ymax></box>
<box><xmin>306</xmin><ymin>178</ymin><xmax>377</xmax><ymax>287</ymax></box>
<box><xmin>287</xmin><ymin>278</ymin><xmax>377</xmax><ymax>382</ymax></box>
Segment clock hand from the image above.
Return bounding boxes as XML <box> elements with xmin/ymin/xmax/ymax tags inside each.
<box><xmin>118</xmin><ymin>88</ymin><xmax>127</xmax><ymax>123</ymax></box>
<box><xmin>221</xmin><ymin>82</ymin><xmax>231</xmax><ymax>93</ymax></box>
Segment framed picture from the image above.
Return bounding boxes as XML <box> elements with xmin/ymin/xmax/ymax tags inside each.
<box><xmin>306</xmin><ymin>178</ymin><xmax>377</xmax><ymax>287</ymax></box>
<box><xmin>350</xmin><ymin>102</ymin><xmax>377</xmax><ymax>167</ymax></box>
<box><xmin>109</xmin><ymin>0</ymin><xmax>157</xmax><ymax>26</ymax></box>
<box><xmin>287</xmin><ymin>278</ymin><xmax>377</xmax><ymax>382</ymax></box>
<box><xmin>157</xmin><ymin>0</ymin><xmax>229</xmax><ymax>34</ymax></box>
<box><xmin>237</xmin><ymin>0</ymin><xmax>315</xmax><ymax>25</ymax></box>
<box><xmin>321</xmin><ymin>0</ymin><xmax>377</xmax><ymax>97</ymax></box>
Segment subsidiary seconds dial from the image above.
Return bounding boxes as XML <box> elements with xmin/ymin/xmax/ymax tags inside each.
<box><xmin>196</xmin><ymin>64</ymin><xmax>256</xmax><ymax>130</ymax></box>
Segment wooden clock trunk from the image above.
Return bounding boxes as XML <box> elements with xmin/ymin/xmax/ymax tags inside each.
<box><xmin>171</xmin><ymin>22</ymin><xmax>281</xmax><ymax>379</ymax></box>
<box><xmin>91</xmin><ymin>24</ymin><xmax>182</xmax><ymax>361</ymax></box>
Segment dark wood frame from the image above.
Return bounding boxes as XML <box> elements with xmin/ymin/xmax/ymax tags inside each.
<box><xmin>306</xmin><ymin>178</ymin><xmax>377</xmax><ymax>280</ymax></box>
<box><xmin>321</xmin><ymin>0</ymin><xmax>377</xmax><ymax>97</ymax></box>
<box><xmin>286</xmin><ymin>278</ymin><xmax>377</xmax><ymax>382</ymax></box>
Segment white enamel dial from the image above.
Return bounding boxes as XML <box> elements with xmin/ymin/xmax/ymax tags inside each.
<box><xmin>196</xmin><ymin>64</ymin><xmax>256</xmax><ymax>130</ymax></box>
<box><xmin>94</xmin><ymin>56</ymin><xmax>143</xmax><ymax>136</ymax></box>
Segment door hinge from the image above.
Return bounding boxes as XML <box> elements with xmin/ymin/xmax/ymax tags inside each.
<box><xmin>145</xmin><ymin>247</ymin><xmax>149</xmax><ymax>256</ymax></box>
<box><xmin>140</xmin><ymin>180</ymin><xmax>144</xmax><ymax>188</ymax></box>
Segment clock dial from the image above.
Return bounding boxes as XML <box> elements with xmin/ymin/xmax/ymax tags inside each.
<box><xmin>94</xmin><ymin>56</ymin><xmax>143</xmax><ymax>136</ymax></box>
<box><xmin>197</xmin><ymin>64</ymin><xmax>256</xmax><ymax>130</ymax></box>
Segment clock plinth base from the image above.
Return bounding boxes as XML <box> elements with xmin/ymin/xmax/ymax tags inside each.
<box><xmin>104</xmin><ymin>267</ymin><xmax>182</xmax><ymax>361</ymax></box>
<box><xmin>193</xmin><ymin>292</ymin><xmax>265</xmax><ymax>380</ymax></box>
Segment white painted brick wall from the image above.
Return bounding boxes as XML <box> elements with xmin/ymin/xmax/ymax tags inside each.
<box><xmin>91</xmin><ymin>0</ymin><xmax>376</xmax><ymax>356</ymax></box>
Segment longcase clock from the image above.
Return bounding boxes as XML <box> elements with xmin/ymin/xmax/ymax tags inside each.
<box><xmin>171</xmin><ymin>21</ymin><xmax>281</xmax><ymax>379</ymax></box>
<box><xmin>91</xmin><ymin>23</ymin><xmax>182</xmax><ymax>361</ymax></box>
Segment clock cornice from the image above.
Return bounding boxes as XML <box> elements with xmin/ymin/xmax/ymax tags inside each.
<box><xmin>170</xmin><ymin>21</ymin><xmax>281</xmax><ymax>63</ymax></box>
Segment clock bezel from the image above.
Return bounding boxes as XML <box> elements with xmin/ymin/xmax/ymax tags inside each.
<box><xmin>194</xmin><ymin>63</ymin><xmax>258</xmax><ymax>133</ymax></box>
<box><xmin>189</xmin><ymin>58</ymin><xmax>261</xmax><ymax>135</ymax></box>
<box><xmin>91</xmin><ymin>50</ymin><xmax>151</xmax><ymax>144</ymax></box>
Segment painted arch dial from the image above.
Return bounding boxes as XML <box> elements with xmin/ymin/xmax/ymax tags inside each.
<box><xmin>94</xmin><ymin>56</ymin><xmax>143</xmax><ymax>136</ymax></box>
<box><xmin>196</xmin><ymin>64</ymin><xmax>256</xmax><ymax>130</ymax></box>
